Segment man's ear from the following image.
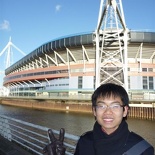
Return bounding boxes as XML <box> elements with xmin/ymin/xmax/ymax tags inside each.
<box><xmin>92</xmin><ymin>107</ymin><xmax>97</xmax><ymax>117</ymax></box>
<box><xmin>123</xmin><ymin>106</ymin><xmax>128</xmax><ymax>117</ymax></box>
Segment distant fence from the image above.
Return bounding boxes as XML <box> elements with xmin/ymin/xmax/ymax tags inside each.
<box><xmin>129</xmin><ymin>103</ymin><xmax>155</xmax><ymax>120</ymax></box>
<box><xmin>0</xmin><ymin>115</ymin><xmax>79</xmax><ymax>155</ymax></box>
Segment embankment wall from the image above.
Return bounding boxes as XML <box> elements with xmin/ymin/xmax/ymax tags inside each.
<box><xmin>0</xmin><ymin>97</ymin><xmax>154</xmax><ymax>120</ymax></box>
<box><xmin>0</xmin><ymin>97</ymin><xmax>92</xmax><ymax>113</ymax></box>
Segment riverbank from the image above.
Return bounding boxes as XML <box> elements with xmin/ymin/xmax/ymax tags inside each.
<box><xmin>0</xmin><ymin>97</ymin><xmax>92</xmax><ymax>113</ymax></box>
<box><xmin>0</xmin><ymin>97</ymin><xmax>155</xmax><ymax>120</ymax></box>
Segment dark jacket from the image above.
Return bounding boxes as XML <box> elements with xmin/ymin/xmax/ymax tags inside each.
<box><xmin>74</xmin><ymin>121</ymin><xmax>154</xmax><ymax>155</ymax></box>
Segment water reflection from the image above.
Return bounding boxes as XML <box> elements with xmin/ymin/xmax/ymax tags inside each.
<box><xmin>127</xmin><ymin>118</ymin><xmax>155</xmax><ymax>146</ymax></box>
<box><xmin>0</xmin><ymin>105</ymin><xmax>154</xmax><ymax>148</ymax></box>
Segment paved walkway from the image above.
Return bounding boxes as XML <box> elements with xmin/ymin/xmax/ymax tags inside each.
<box><xmin>0</xmin><ymin>135</ymin><xmax>33</xmax><ymax>155</ymax></box>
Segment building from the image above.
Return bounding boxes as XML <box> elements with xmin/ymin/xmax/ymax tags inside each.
<box><xmin>3</xmin><ymin>1</ymin><xmax>155</xmax><ymax>100</ymax></box>
<box><xmin>3</xmin><ymin>31</ymin><xmax>155</xmax><ymax>99</ymax></box>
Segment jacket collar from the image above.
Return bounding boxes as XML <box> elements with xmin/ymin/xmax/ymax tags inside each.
<box><xmin>92</xmin><ymin>121</ymin><xmax>130</xmax><ymax>155</ymax></box>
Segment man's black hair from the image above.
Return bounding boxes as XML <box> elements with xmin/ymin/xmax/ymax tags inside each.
<box><xmin>91</xmin><ymin>83</ymin><xmax>130</xmax><ymax>120</ymax></box>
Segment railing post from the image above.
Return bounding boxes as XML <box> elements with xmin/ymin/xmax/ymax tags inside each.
<box><xmin>0</xmin><ymin>117</ymin><xmax>12</xmax><ymax>141</ymax></box>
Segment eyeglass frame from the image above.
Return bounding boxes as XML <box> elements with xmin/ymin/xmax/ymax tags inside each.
<box><xmin>95</xmin><ymin>103</ymin><xmax>125</xmax><ymax>112</ymax></box>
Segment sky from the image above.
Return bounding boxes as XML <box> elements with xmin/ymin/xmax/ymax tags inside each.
<box><xmin>0</xmin><ymin>0</ymin><xmax>155</xmax><ymax>85</ymax></box>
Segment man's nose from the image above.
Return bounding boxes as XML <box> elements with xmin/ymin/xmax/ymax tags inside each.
<box><xmin>104</xmin><ymin>106</ymin><xmax>113</xmax><ymax>113</ymax></box>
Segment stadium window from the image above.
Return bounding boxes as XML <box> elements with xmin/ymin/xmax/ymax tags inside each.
<box><xmin>143</xmin><ymin>76</ymin><xmax>148</xmax><ymax>89</ymax></box>
<box><xmin>45</xmin><ymin>71</ymin><xmax>52</xmax><ymax>74</ymax></box>
<box><xmin>34</xmin><ymin>72</ymin><xmax>44</xmax><ymax>75</ymax></box>
<box><xmin>94</xmin><ymin>76</ymin><xmax>96</xmax><ymax>89</ymax></box>
<box><xmin>142</xmin><ymin>68</ymin><xmax>147</xmax><ymax>72</ymax></box>
<box><xmin>148</xmin><ymin>68</ymin><xmax>153</xmax><ymax>72</ymax></box>
<box><xmin>27</xmin><ymin>73</ymin><xmax>33</xmax><ymax>76</ymax></box>
<box><xmin>22</xmin><ymin>74</ymin><xmax>27</xmax><ymax>77</ymax></box>
<box><xmin>128</xmin><ymin>76</ymin><xmax>130</xmax><ymax>89</ymax></box>
<box><xmin>149</xmin><ymin>77</ymin><xmax>154</xmax><ymax>90</ymax></box>
<box><xmin>78</xmin><ymin>76</ymin><xmax>83</xmax><ymax>89</ymax></box>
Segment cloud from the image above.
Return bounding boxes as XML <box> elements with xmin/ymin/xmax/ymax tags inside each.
<box><xmin>55</xmin><ymin>4</ymin><xmax>62</xmax><ymax>12</ymax></box>
<box><xmin>0</xmin><ymin>20</ymin><xmax>10</xmax><ymax>31</ymax></box>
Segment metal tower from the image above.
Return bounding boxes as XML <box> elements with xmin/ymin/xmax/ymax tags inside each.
<box><xmin>0</xmin><ymin>37</ymin><xmax>26</xmax><ymax>69</ymax></box>
<box><xmin>95</xmin><ymin>0</ymin><xmax>129</xmax><ymax>90</ymax></box>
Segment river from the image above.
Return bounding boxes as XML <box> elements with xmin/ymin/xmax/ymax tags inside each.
<box><xmin>0</xmin><ymin>104</ymin><xmax>155</xmax><ymax>148</ymax></box>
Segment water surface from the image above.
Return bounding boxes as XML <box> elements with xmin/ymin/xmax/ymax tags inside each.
<box><xmin>0</xmin><ymin>105</ymin><xmax>154</xmax><ymax>148</ymax></box>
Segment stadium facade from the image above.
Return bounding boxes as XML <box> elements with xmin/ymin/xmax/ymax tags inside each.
<box><xmin>3</xmin><ymin>31</ymin><xmax>155</xmax><ymax>99</ymax></box>
<box><xmin>3</xmin><ymin>1</ymin><xmax>155</xmax><ymax>99</ymax></box>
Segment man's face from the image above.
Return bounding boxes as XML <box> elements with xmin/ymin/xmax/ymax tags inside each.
<box><xmin>93</xmin><ymin>95</ymin><xmax>128</xmax><ymax>135</ymax></box>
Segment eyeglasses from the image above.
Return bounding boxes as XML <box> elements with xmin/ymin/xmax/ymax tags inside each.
<box><xmin>95</xmin><ymin>104</ymin><xmax>124</xmax><ymax>112</ymax></box>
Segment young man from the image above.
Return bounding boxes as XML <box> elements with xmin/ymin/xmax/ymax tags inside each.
<box><xmin>74</xmin><ymin>83</ymin><xmax>154</xmax><ymax>155</ymax></box>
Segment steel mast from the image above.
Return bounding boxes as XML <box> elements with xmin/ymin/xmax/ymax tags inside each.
<box><xmin>0</xmin><ymin>37</ymin><xmax>26</xmax><ymax>69</ymax></box>
<box><xmin>95</xmin><ymin>0</ymin><xmax>129</xmax><ymax>90</ymax></box>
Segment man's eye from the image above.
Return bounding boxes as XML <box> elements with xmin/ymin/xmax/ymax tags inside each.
<box><xmin>112</xmin><ymin>105</ymin><xmax>120</xmax><ymax>108</ymax></box>
<box><xmin>97</xmin><ymin>105</ymin><xmax>106</xmax><ymax>109</ymax></box>
<box><xmin>101</xmin><ymin>105</ymin><xmax>106</xmax><ymax>109</ymax></box>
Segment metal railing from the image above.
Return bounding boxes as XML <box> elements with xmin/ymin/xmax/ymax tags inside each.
<box><xmin>0</xmin><ymin>114</ymin><xmax>79</xmax><ymax>155</ymax></box>
<box><xmin>3</xmin><ymin>90</ymin><xmax>155</xmax><ymax>101</ymax></box>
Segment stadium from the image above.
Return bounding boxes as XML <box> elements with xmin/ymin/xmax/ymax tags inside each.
<box><xmin>3</xmin><ymin>1</ymin><xmax>155</xmax><ymax>100</ymax></box>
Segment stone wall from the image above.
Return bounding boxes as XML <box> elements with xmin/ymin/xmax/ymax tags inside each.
<box><xmin>0</xmin><ymin>97</ymin><xmax>155</xmax><ymax>120</ymax></box>
<box><xmin>0</xmin><ymin>97</ymin><xmax>92</xmax><ymax>113</ymax></box>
